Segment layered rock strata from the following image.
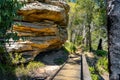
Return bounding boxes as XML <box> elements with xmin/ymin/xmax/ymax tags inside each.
<box><xmin>6</xmin><ymin>0</ymin><xmax>69</xmax><ymax>63</ymax></box>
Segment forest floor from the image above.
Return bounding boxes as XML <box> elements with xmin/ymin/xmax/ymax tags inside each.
<box><xmin>0</xmin><ymin>48</ymin><xmax>69</xmax><ymax>80</ymax></box>
<box><xmin>19</xmin><ymin>48</ymin><xmax>69</xmax><ymax>80</ymax></box>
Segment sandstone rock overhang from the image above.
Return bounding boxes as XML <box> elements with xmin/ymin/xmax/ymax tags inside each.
<box><xmin>6</xmin><ymin>0</ymin><xmax>70</xmax><ymax>64</ymax></box>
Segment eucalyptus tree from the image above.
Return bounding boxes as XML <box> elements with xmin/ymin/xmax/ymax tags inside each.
<box><xmin>92</xmin><ymin>0</ymin><xmax>107</xmax><ymax>50</ymax></box>
<box><xmin>65</xmin><ymin>0</ymin><xmax>107</xmax><ymax>52</ymax></box>
<box><xmin>67</xmin><ymin>0</ymin><xmax>94</xmax><ymax>51</ymax></box>
<box><xmin>76</xmin><ymin>0</ymin><xmax>95</xmax><ymax>51</ymax></box>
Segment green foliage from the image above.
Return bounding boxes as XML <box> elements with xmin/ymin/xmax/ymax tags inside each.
<box><xmin>96</xmin><ymin>50</ymin><xmax>107</xmax><ymax>56</ymax></box>
<box><xmin>0</xmin><ymin>46</ymin><xmax>4</xmax><ymax>53</ymax></box>
<box><xmin>89</xmin><ymin>67</ymin><xmax>99</xmax><ymax>80</ymax></box>
<box><xmin>91</xmin><ymin>74</ymin><xmax>99</xmax><ymax>80</ymax></box>
<box><xmin>89</xmin><ymin>67</ymin><xmax>95</xmax><ymax>74</ymax></box>
<box><xmin>68</xmin><ymin>2</ymin><xmax>76</xmax><ymax>13</ymax></box>
<box><xmin>5</xmin><ymin>33</ymin><xmax>20</xmax><ymax>42</ymax></box>
<box><xmin>91</xmin><ymin>0</ymin><xmax>107</xmax><ymax>50</ymax></box>
<box><xmin>93</xmin><ymin>0</ymin><xmax>107</xmax><ymax>27</ymax></box>
<box><xmin>73</xmin><ymin>18</ymin><xmax>82</xmax><ymax>25</ymax></box>
<box><xmin>88</xmin><ymin>52</ymin><xmax>108</xmax><ymax>80</ymax></box>
<box><xmin>15</xmin><ymin>65</ymin><xmax>28</xmax><ymax>78</ymax></box>
<box><xmin>26</xmin><ymin>61</ymin><xmax>45</xmax><ymax>71</ymax></box>
<box><xmin>0</xmin><ymin>0</ymin><xmax>22</xmax><ymax>37</ymax></box>
<box><xmin>75</xmin><ymin>35</ymin><xmax>83</xmax><ymax>46</ymax></box>
<box><xmin>13</xmin><ymin>61</ymin><xmax>44</xmax><ymax>79</ymax></box>
<box><xmin>76</xmin><ymin>0</ymin><xmax>94</xmax><ymax>24</ymax></box>
<box><xmin>83</xmin><ymin>46</ymin><xmax>89</xmax><ymax>51</ymax></box>
<box><xmin>96</xmin><ymin>56</ymin><xmax>108</xmax><ymax>74</ymax></box>
<box><xmin>69</xmin><ymin>0</ymin><xmax>107</xmax><ymax>51</ymax></box>
<box><xmin>64</xmin><ymin>41</ymin><xmax>77</xmax><ymax>53</ymax></box>
<box><xmin>0</xmin><ymin>61</ymin><xmax>45</xmax><ymax>79</ymax></box>
<box><xmin>8</xmin><ymin>53</ymin><xmax>26</xmax><ymax>64</ymax></box>
<box><xmin>0</xmin><ymin>63</ymin><xmax>16</xmax><ymax>79</ymax></box>
<box><xmin>0</xmin><ymin>0</ymin><xmax>23</xmax><ymax>64</ymax></box>
<box><xmin>0</xmin><ymin>63</ymin><xmax>14</xmax><ymax>75</ymax></box>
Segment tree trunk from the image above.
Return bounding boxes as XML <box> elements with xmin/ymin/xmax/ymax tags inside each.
<box><xmin>108</xmin><ymin>0</ymin><xmax>120</xmax><ymax>79</ymax></box>
<box><xmin>97</xmin><ymin>38</ymin><xmax>103</xmax><ymax>50</ymax></box>
<box><xmin>88</xmin><ymin>25</ymin><xmax>92</xmax><ymax>52</ymax></box>
<box><xmin>82</xmin><ymin>25</ymin><xmax>86</xmax><ymax>44</ymax></box>
<box><xmin>68</xmin><ymin>14</ymin><xmax>75</xmax><ymax>42</ymax></box>
<box><xmin>67</xmin><ymin>23</ymin><xmax>72</xmax><ymax>42</ymax></box>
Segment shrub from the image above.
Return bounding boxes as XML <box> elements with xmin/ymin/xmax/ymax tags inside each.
<box><xmin>15</xmin><ymin>65</ymin><xmax>28</xmax><ymax>77</ymax></box>
<box><xmin>91</xmin><ymin>74</ymin><xmax>99</xmax><ymax>80</ymax></box>
<box><xmin>96</xmin><ymin>50</ymin><xmax>107</xmax><ymax>56</ymax></box>
<box><xmin>96</xmin><ymin>56</ymin><xmax>108</xmax><ymax>74</ymax></box>
<box><xmin>6</xmin><ymin>53</ymin><xmax>26</xmax><ymax>65</ymax></box>
<box><xmin>89</xmin><ymin>67</ymin><xmax>99</xmax><ymax>80</ymax></box>
<box><xmin>0</xmin><ymin>63</ymin><xmax>16</xmax><ymax>79</ymax></box>
<box><xmin>89</xmin><ymin>67</ymin><xmax>95</xmax><ymax>74</ymax></box>
<box><xmin>64</xmin><ymin>41</ymin><xmax>76</xmax><ymax>53</ymax></box>
<box><xmin>0</xmin><ymin>0</ymin><xmax>22</xmax><ymax>65</ymax></box>
<box><xmin>0</xmin><ymin>46</ymin><xmax>4</xmax><ymax>53</ymax></box>
<box><xmin>26</xmin><ymin>61</ymin><xmax>45</xmax><ymax>71</ymax></box>
<box><xmin>15</xmin><ymin>61</ymin><xmax>45</xmax><ymax>78</ymax></box>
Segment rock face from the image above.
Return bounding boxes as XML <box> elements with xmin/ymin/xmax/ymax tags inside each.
<box><xmin>6</xmin><ymin>0</ymin><xmax>69</xmax><ymax>63</ymax></box>
<box><xmin>108</xmin><ymin>0</ymin><xmax>120</xmax><ymax>80</ymax></box>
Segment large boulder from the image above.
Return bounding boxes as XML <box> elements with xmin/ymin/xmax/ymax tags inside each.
<box><xmin>6</xmin><ymin>0</ymin><xmax>69</xmax><ymax>63</ymax></box>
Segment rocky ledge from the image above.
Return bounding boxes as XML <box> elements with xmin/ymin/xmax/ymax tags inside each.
<box><xmin>6</xmin><ymin>0</ymin><xmax>69</xmax><ymax>63</ymax></box>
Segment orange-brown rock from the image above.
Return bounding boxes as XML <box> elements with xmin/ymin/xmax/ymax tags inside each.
<box><xmin>18</xmin><ymin>9</ymin><xmax>64</xmax><ymax>22</ymax></box>
<box><xmin>6</xmin><ymin>1</ymin><xmax>70</xmax><ymax>64</ymax></box>
<box><xmin>29</xmin><ymin>38</ymin><xmax>63</xmax><ymax>49</ymax></box>
<box><xmin>17</xmin><ymin>1</ymin><xmax>68</xmax><ymax>26</ymax></box>
<box><xmin>13</xmin><ymin>24</ymin><xmax>58</xmax><ymax>36</ymax></box>
<box><xmin>6</xmin><ymin>38</ymin><xmax>63</xmax><ymax>61</ymax></box>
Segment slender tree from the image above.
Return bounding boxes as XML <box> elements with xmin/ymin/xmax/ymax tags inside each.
<box><xmin>76</xmin><ymin>0</ymin><xmax>94</xmax><ymax>51</ymax></box>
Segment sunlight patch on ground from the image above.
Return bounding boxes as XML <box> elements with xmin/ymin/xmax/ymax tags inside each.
<box><xmin>84</xmin><ymin>52</ymin><xmax>95</xmax><ymax>58</ymax></box>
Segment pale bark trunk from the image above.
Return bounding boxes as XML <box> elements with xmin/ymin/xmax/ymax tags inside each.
<box><xmin>68</xmin><ymin>15</ymin><xmax>74</xmax><ymax>42</ymax></box>
<box><xmin>88</xmin><ymin>25</ymin><xmax>92</xmax><ymax>51</ymax></box>
<box><xmin>82</xmin><ymin>25</ymin><xmax>86</xmax><ymax>45</ymax></box>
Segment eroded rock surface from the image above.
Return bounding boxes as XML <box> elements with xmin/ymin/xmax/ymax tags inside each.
<box><xmin>6</xmin><ymin>0</ymin><xmax>69</xmax><ymax>63</ymax></box>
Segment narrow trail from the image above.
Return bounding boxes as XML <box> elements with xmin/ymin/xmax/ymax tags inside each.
<box><xmin>53</xmin><ymin>54</ymin><xmax>81</xmax><ymax>80</ymax></box>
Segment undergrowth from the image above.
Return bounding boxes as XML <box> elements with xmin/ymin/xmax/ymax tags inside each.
<box><xmin>87</xmin><ymin>50</ymin><xmax>108</xmax><ymax>80</ymax></box>
<box><xmin>89</xmin><ymin>66</ymin><xmax>99</xmax><ymax>80</ymax></box>
<box><xmin>64</xmin><ymin>41</ymin><xmax>77</xmax><ymax>53</ymax></box>
<box><xmin>0</xmin><ymin>61</ymin><xmax>45</xmax><ymax>79</ymax></box>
